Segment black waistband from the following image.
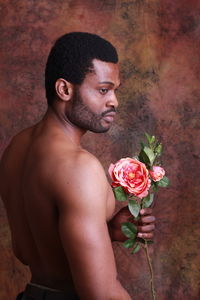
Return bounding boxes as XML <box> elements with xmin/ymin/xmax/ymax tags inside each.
<box><xmin>22</xmin><ymin>283</ymin><xmax>79</xmax><ymax>300</ymax></box>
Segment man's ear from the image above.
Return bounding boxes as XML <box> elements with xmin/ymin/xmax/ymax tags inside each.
<box><xmin>55</xmin><ymin>78</ymin><xmax>74</xmax><ymax>102</ymax></box>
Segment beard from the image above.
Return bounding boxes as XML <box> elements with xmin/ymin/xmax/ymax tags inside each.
<box><xmin>67</xmin><ymin>89</ymin><xmax>115</xmax><ymax>133</ymax></box>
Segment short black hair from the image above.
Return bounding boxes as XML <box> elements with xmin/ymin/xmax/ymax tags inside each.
<box><xmin>45</xmin><ymin>32</ymin><xmax>118</xmax><ymax>105</ymax></box>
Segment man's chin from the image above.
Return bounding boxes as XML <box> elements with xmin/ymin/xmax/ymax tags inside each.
<box><xmin>90</xmin><ymin>124</ymin><xmax>111</xmax><ymax>133</ymax></box>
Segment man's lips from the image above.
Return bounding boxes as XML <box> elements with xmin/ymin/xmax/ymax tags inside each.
<box><xmin>102</xmin><ymin>112</ymin><xmax>116</xmax><ymax>123</ymax></box>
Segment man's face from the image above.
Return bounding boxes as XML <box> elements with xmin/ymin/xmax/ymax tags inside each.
<box><xmin>68</xmin><ymin>59</ymin><xmax>120</xmax><ymax>133</ymax></box>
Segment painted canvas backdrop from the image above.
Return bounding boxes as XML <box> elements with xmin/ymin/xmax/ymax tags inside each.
<box><xmin>0</xmin><ymin>0</ymin><xmax>199</xmax><ymax>299</ymax></box>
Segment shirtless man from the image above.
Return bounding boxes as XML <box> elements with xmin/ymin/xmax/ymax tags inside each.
<box><xmin>0</xmin><ymin>32</ymin><xmax>155</xmax><ymax>300</ymax></box>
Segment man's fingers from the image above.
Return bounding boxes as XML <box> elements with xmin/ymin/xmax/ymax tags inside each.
<box><xmin>137</xmin><ymin>224</ymin><xmax>155</xmax><ymax>233</ymax></box>
<box><xmin>136</xmin><ymin>208</ymin><xmax>156</xmax><ymax>240</ymax></box>
<box><xmin>140</xmin><ymin>215</ymin><xmax>156</xmax><ymax>224</ymax></box>
<box><xmin>137</xmin><ymin>232</ymin><xmax>154</xmax><ymax>239</ymax></box>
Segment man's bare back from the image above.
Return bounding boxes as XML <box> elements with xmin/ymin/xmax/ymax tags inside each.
<box><xmin>0</xmin><ymin>33</ymin><xmax>155</xmax><ymax>299</ymax></box>
<box><xmin>0</xmin><ymin>112</ymin><xmax>116</xmax><ymax>293</ymax></box>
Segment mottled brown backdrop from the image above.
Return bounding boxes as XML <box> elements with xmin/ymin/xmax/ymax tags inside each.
<box><xmin>0</xmin><ymin>0</ymin><xmax>200</xmax><ymax>299</ymax></box>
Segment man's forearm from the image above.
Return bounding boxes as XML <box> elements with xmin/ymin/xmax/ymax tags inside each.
<box><xmin>107</xmin><ymin>218</ymin><xmax>127</xmax><ymax>243</ymax></box>
<box><xmin>107</xmin><ymin>220</ymin><xmax>120</xmax><ymax>242</ymax></box>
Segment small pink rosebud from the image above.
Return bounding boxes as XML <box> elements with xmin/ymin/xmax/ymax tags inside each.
<box><xmin>149</xmin><ymin>166</ymin><xmax>165</xmax><ymax>182</ymax></box>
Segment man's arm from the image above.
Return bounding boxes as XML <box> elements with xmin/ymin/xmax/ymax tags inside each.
<box><xmin>52</xmin><ymin>152</ymin><xmax>131</xmax><ymax>300</ymax></box>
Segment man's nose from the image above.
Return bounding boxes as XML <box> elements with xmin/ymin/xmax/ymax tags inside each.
<box><xmin>106</xmin><ymin>92</ymin><xmax>119</xmax><ymax>108</ymax></box>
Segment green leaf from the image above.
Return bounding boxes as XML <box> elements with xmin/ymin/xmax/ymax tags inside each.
<box><xmin>139</xmin><ymin>146</ymin><xmax>155</xmax><ymax>166</ymax></box>
<box><xmin>143</xmin><ymin>146</ymin><xmax>155</xmax><ymax>165</ymax></box>
<box><xmin>140</xmin><ymin>142</ymin><xmax>145</xmax><ymax>149</ymax></box>
<box><xmin>113</xmin><ymin>186</ymin><xmax>127</xmax><ymax>202</ymax></box>
<box><xmin>157</xmin><ymin>176</ymin><xmax>170</xmax><ymax>187</ymax></box>
<box><xmin>145</xmin><ymin>133</ymin><xmax>155</xmax><ymax>145</ymax></box>
<box><xmin>142</xmin><ymin>193</ymin><xmax>154</xmax><ymax>208</ymax></box>
<box><xmin>128</xmin><ymin>199</ymin><xmax>141</xmax><ymax>218</ymax></box>
<box><xmin>152</xmin><ymin>181</ymin><xmax>158</xmax><ymax>192</ymax></box>
<box><xmin>139</xmin><ymin>149</ymin><xmax>150</xmax><ymax>165</ymax></box>
<box><xmin>121</xmin><ymin>222</ymin><xmax>137</xmax><ymax>239</ymax></box>
<box><xmin>123</xmin><ymin>238</ymin><xmax>136</xmax><ymax>249</ymax></box>
<box><xmin>155</xmin><ymin>143</ymin><xmax>163</xmax><ymax>156</ymax></box>
<box><xmin>131</xmin><ymin>243</ymin><xmax>141</xmax><ymax>254</ymax></box>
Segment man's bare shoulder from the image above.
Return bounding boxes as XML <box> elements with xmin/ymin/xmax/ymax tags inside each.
<box><xmin>48</xmin><ymin>148</ymin><xmax>109</xmax><ymax>210</ymax></box>
<box><xmin>52</xmin><ymin>148</ymin><xmax>107</xmax><ymax>188</ymax></box>
<box><xmin>67</xmin><ymin>149</ymin><xmax>105</xmax><ymax>174</ymax></box>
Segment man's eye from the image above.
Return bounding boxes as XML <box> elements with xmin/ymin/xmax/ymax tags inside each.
<box><xmin>99</xmin><ymin>88</ymin><xmax>108</xmax><ymax>95</ymax></box>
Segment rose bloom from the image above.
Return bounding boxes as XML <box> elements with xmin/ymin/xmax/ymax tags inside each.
<box><xmin>149</xmin><ymin>166</ymin><xmax>165</xmax><ymax>182</ymax></box>
<box><xmin>109</xmin><ymin>157</ymin><xmax>151</xmax><ymax>199</ymax></box>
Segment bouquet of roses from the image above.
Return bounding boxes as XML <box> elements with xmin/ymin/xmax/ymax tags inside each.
<box><xmin>108</xmin><ymin>133</ymin><xmax>169</xmax><ymax>299</ymax></box>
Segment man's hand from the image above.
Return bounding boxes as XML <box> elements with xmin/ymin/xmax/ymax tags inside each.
<box><xmin>108</xmin><ymin>206</ymin><xmax>155</xmax><ymax>242</ymax></box>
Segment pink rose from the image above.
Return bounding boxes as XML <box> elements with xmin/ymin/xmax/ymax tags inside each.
<box><xmin>109</xmin><ymin>157</ymin><xmax>151</xmax><ymax>199</ymax></box>
<box><xmin>149</xmin><ymin>166</ymin><xmax>165</xmax><ymax>182</ymax></box>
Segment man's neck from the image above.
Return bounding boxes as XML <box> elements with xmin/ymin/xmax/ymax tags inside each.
<box><xmin>44</xmin><ymin>106</ymin><xmax>86</xmax><ymax>146</ymax></box>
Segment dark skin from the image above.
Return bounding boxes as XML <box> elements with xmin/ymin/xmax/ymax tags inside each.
<box><xmin>0</xmin><ymin>59</ymin><xmax>155</xmax><ymax>299</ymax></box>
<box><xmin>109</xmin><ymin>207</ymin><xmax>155</xmax><ymax>242</ymax></box>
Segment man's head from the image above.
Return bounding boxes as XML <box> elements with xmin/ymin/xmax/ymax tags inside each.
<box><xmin>67</xmin><ymin>59</ymin><xmax>120</xmax><ymax>133</ymax></box>
<box><xmin>45</xmin><ymin>32</ymin><xmax>118</xmax><ymax>105</ymax></box>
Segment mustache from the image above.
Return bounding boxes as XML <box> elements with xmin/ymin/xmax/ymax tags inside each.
<box><xmin>101</xmin><ymin>107</ymin><xmax>117</xmax><ymax>117</ymax></box>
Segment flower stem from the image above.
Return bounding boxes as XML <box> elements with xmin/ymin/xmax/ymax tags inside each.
<box><xmin>144</xmin><ymin>240</ymin><xmax>156</xmax><ymax>300</ymax></box>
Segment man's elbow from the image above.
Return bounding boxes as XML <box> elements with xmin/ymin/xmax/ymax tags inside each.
<box><xmin>79</xmin><ymin>280</ymin><xmax>131</xmax><ymax>300</ymax></box>
<box><xmin>107</xmin><ymin>280</ymin><xmax>132</xmax><ymax>300</ymax></box>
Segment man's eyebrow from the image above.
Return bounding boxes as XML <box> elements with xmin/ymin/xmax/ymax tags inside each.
<box><xmin>98</xmin><ymin>81</ymin><xmax>121</xmax><ymax>87</ymax></box>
